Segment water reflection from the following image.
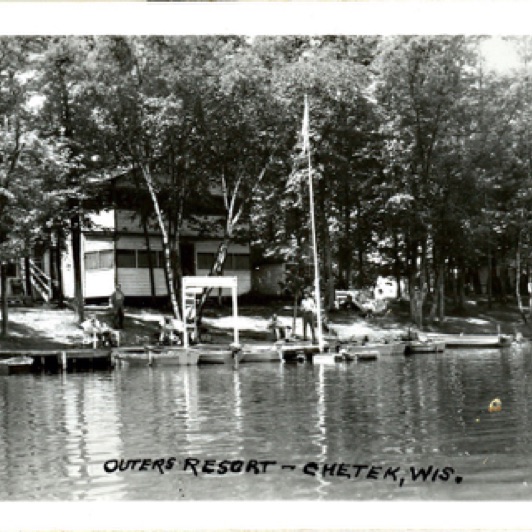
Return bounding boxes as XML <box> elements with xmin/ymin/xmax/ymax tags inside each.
<box><xmin>1</xmin><ymin>345</ymin><xmax>532</xmax><ymax>500</ymax></box>
<box><xmin>313</xmin><ymin>364</ymin><xmax>329</xmax><ymax>498</ymax></box>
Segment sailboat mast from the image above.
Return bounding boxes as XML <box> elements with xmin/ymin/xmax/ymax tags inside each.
<box><xmin>304</xmin><ymin>95</ymin><xmax>324</xmax><ymax>352</ymax></box>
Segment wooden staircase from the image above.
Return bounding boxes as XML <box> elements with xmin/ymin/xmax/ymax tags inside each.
<box><xmin>20</xmin><ymin>258</ymin><xmax>52</xmax><ymax>303</ymax></box>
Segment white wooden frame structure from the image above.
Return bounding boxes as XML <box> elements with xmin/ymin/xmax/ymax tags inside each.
<box><xmin>182</xmin><ymin>276</ymin><xmax>239</xmax><ymax>349</ymax></box>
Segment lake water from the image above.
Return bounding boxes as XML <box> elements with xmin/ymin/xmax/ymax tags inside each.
<box><xmin>1</xmin><ymin>344</ymin><xmax>532</xmax><ymax>501</ymax></box>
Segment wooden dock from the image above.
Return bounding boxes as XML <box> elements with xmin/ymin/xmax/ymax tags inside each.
<box><xmin>0</xmin><ymin>348</ymin><xmax>113</xmax><ymax>373</ymax></box>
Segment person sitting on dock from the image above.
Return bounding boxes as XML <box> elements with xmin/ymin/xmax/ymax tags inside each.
<box><xmin>267</xmin><ymin>314</ymin><xmax>291</xmax><ymax>341</ymax></box>
<box><xmin>301</xmin><ymin>292</ymin><xmax>317</xmax><ymax>344</ymax></box>
<box><xmin>81</xmin><ymin>315</ymin><xmax>113</xmax><ymax>348</ymax></box>
<box><xmin>159</xmin><ymin>316</ymin><xmax>185</xmax><ymax>346</ymax></box>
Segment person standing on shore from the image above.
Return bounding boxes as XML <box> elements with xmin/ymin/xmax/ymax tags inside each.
<box><xmin>110</xmin><ymin>284</ymin><xmax>125</xmax><ymax>329</ymax></box>
<box><xmin>300</xmin><ymin>291</ymin><xmax>317</xmax><ymax>344</ymax></box>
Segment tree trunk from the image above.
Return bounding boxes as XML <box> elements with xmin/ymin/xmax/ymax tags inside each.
<box><xmin>408</xmin><ymin>238</ymin><xmax>418</xmax><ymax>323</ymax></box>
<box><xmin>343</xmin><ymin>197</ymin><xmax>352</xmax><ymax>289</ymax></box>
<box><xmin>487</xmin><ymin>237</ymin><xmax>493</xmax><ymax>310</ymax></box>
<box><xmin>139</xmin><ymin>163</ymin><xmax>180</xmax><ymax>320</ymax></box>
<box><xmin>142</xmin><ymin>218</ymin><xmax>156</xmax><ymax>302</ymax></box>
<box><xmin>457</xmin><ymin>264</ymin><xmax>466</xmax><ymax>311</ymax></box>
<box><xmin>55</xmin><ymin>232</ymin><xmax>64</xmax><ymax>308</ymax></box>
<box><xmin>292</xmin><ymin>291</ymin><xmax>299</xmax><ymax>335</ymax></box>
<box><xmin>500</xmin><ymin>264</ymin><xmax>508</xmax><ymax>303</ymax></box>
<box><xmin>429</xmin><ymin>260</ymin><xmax>439</xmax><ymax>323</ymax></box>
<box><xmin>417</xmin><ymin>240</ymin><xmax>428</xmax><ymax>329</ymax></box>
<box><xmin>71</xmin><ymin>215</ymin><xmax>84</xmax><ymax>323</ymax></box>
<box><xmin>528</xmin><ymin>261</ymin><xmax>532</xmax><ymax>320</ymax></box>
<box><xmin>24</xmin><ymin>256</ymin><xmax>32</xmax><ymax>299</ymax></box>
<box><xmin>172</xmin><ymin>246</ymin><xmax>184</xmax><ymax>311</ymax></box>
<box><xmin>48</xmin><ymin>244</ymin><xmax>54</xmax><ymax>299</ymax></box>
<box><xmin>438</xmin><ymin>261</ymin><xmax>445</xmax><ymax>323</ymax></box>
<box><xmin>1</xmin><ymin>264</ymin><xmax>8</xmax><ymax>337</ymax></box>
<box><xmin>393</xmin><ymin>232</ymin><xmax>402</xmax><ymax>299</ymax></box>
<box><xmin>516</xmin><ymin>233</ymin><xmax>527</xmax><ymax>323</ymax></box>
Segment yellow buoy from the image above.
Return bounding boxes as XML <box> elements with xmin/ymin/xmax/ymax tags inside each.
<box><xmin>488</xmin><ymin>398</ymin><xmax>502</xmax><ymax>413</ymax></box>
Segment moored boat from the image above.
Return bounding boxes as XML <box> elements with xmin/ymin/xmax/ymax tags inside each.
<box><xmin>0</xmin><ymin>356</ymin><xmax>35</xmax><ymax>375</ymax></box>
<box><xmin>239</xmin><ymin>342</ymin><xmax>282</xmax><ymax>363</ymax></box>
<box><xmin>405</xmin><ymin>340</ymin><xmax>445</xmax><ymax>355</ymax></box>
<box><xmin>338</xmin><ymin>348</ymin><xmax>380</xmax><ymax>362</ymax></box>
<box><xmin>147</xmin><ymin>346</ymin><xmax>200</xmax><ymax>366</ymax></box>
<box><xmin>113</xmin><ymin>345</ymin><xmax>200</xmax><ymax>366</ymax></box>
<box><xmin>194</xmin><ymin>345</ymin><xmax>238</xmax><ymax>365</ymax></box>
<box><xmin>340</xmin><ymin>342</ymin><xmax>405</xmax><ymax>360</ymax></box>
<box><xmin>113</xmin><ymin>347</ymin><xmax>148</xmax><ymax>366</ymax></box>
<box><xmin>313</xmin><ymin>353</ymin><xmax>344</xmax><ymax>364</ymax></box>
<box><xmin>280</xmin><ymin>342</ymin><xmax>330</xmax><ymax>363</ymax></box>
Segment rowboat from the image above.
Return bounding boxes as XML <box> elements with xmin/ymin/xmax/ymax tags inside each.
<box><xmin>112</xmin><ymin>347</ymin><xmax>149</xmax><ymax>366</ymax></box>
<box><xmin>0</xmin><ymin>356</ymin><xmax>34</xmax><ymax>375</ymax></box>
<box><xmin>404</xmin><ymin>340</ymin><xmax>445</xmax><ymax>355</ymax></box>
<box><xmin>239</xmin><ymin>342</ymin><xmax>282</xmax><ymax>363</ymax></box>
<box><xmin>146</xmin><ymin>346</ymin><xmax>200</xmax><ymax>366</ymax></box>
<box><xmin>195</xmin><ymin>345</ymin><xmax>238</xmax><ymax>365</ymax></box>
<box><xmin>280</xmin><ymin>342</ymin><xmax>331</xmax><ymax>363</ymax></box>
<box><xmin>350</xmin><ymin>351</ymin><xmax>380</xmax><ymax>362</ymax></box>
<box><xmin>340</xmin><ymin>342</ymin><xmax>405</xmax><ymax>361</ymax></box>
<box><xmin>313</xmin><ymin>353</ymin><xmax>345</xmax><ymax>364</ymax></box>
<box><xmin>113</xmin><ymin>346</ymin><xmax>200</xmax><ymax>366</ymax></box>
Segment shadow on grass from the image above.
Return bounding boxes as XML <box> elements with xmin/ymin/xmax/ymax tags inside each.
<box><xmin>0</xmin><ymin>320</ymin><xmax>76</xmax><ymax>350</ymax></box>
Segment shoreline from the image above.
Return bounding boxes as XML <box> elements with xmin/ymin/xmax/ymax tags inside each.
<box><xmin>0</xmin><ymin>296</ymin><xmax>529</xmax><ymax>352</ymax></box>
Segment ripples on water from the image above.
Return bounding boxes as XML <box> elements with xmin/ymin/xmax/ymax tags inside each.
<box><xmin>1</xmin><ymin>345</ymin><xmax>532</xmax><ymax>500</ymax></box>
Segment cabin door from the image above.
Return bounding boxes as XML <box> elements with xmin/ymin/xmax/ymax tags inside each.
<box><xmin>180</xmin><ymin>243</ymin><xmax>195</xmax><ymax>277</ymax></box>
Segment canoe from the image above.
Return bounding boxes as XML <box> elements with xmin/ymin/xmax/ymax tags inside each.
<box><xmin>0</xmin><ymin>356</ymin><xmax>34</xmax><ymax>375</ymax></box>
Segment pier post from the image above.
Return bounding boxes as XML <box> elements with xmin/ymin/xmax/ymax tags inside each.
<box><xmin>232</xmin><ymin>284</ymin><xmax>239</xmax><ymax>347</ymax></box>
<box><xmin>61</xmin><ymin>351</ymin><xmax>67</xmax><ymax>372</ymax></box>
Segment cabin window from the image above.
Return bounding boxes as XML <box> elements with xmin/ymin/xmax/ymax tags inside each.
<box><xmin>137</xmin><ymin>250</ymin><xmax>159</xmax><ymax>269</ymax></box>
<box><xmin>196</xmin><ymin>252</ymin><xmax>249</xmax><ymax>271</ymax></box>
<box><xmin>85</xmin><ymin>252</ymin><xmax>99</xmax><ymax>270</ymax></box>
<box><xmin>197</xmin><ymin>253</ymin><xmax>216</xmax><ymax>270</ymax></box>
<box><xmin>99</xmin><ymin>250</ymin><xmax>114</xmax><ymax>269</ymax></box>
<box><xmin>232</xmin><ymin>254</ymin><xmax>250</xmax><ymax>271</ymax></box>
<box><xmin>116</xmin><ymin>249</ymin><xmax>136</xmax><ymax>268</ymax></box>
<box><xmin>85</xmin><ymin>250</ymin><xmax>114</xmax><ymax>270</ymax></box>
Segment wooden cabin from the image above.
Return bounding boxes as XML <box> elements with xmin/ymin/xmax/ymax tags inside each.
<box><xmin>56</xmin><ymin>172</ymin><xmax>252</xmax><ymax>304</ymax></box>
